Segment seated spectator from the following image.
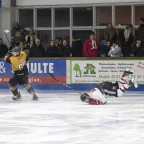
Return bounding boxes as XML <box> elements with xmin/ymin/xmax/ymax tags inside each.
<box><xmin>19</xmin><ymin>41</ymin><xmax>30</xmax><ymax>56</ymax></box>
<box><xmin>71</xmin><ymin>33</ymin><xmax>83</xmax><ymax>57</ymax></box>
<box><xmin>25</xmin><ymin>28</ymin><xmax>37</xmax><ymax>48</ymax></box>
<box><xmin>29</xmin><ymin>39</ymin><xmax>45</xmax><ymax>57</ymax></box>
<box><xmin>83</xmin><ymin>31</ymin><xmax>100</xmax><ymax>57</ymax></box>
<box><xmin>130</xmin><ymin>40</ymin><xmax>144</xmax><ymax>57</ymax></box>
<box><xmin>108</xmin><ymin>41</ymin><xmax>121</xmax><ymax>57</ymax></box>
<box><xmin>99</xmin><ymin>41</ymin><xmax>111</xmax><ymax>57</ymax></box>
<box><xmin>11</xmin><ymin>21</ymin><xmax>27</xmax><ymax>42</ymax></box>
<box><xmin>59</xmin><ymin>39</ymin><xmax>72</xmax><ymax>57</ymax></box>
<box><xmin>0</xmin><ymin>38</ymin><xmax>8</xmax><ymax>58</ymax></box>
<box><xmin>47</xmin><ymin>40</ymin><xmax>59</xmax><ymax>57</ymax></box>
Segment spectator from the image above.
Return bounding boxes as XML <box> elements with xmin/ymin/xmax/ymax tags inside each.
<box><xmin>99</xmin><ymin>41</ymin><xmax>111</xmax><ymax>57</ymax></box>
<box><xmin>19</xmin><ymin>41</ymin><xmax>30</xmax><ymax>56</ymax></box>
<box><xmin>118</xmin><ymin>24</ymin><xmax>134</xmax><ymax>57</ymax></box>
<box><xmin>9</xmin><ymin>36</ymin><xmax>20</xmax><ymax>52</ymax></box>
<box><xmin>59</xmin><ymin>39</ymin><xmax>72</xmax><ymax>57</ymax></box>
<box><xmin>0</xmin><ymin>38</ymin><xmax>8</xmax><ymax>58</ymax></box>
<box><xmin>25</xmin><ymin>28</ymin><xmax>37</xmax><ymax>48</ymax></box>
<box><xmin>71</xmin><ymin>33</ymin><xmax>83</xmax><ymax>57</ymax></box>
<box><xmin>102</xmin><ymin>23</ymin><xmax>117</xmax><ymax>45</ymax></box>
<box><xmin>11</xmin><ymin>22</ymin><xmax>27</xmax><ymax>42</ymax></box>
<box><xmin>83</xmin><ymin>31</ymin><xmax>100</xmax><ymax>57</ymax></box>
<box><xmin>108</xmin><ymin>41</ymin><xmax>121</xmax><ymax>57</ymax></box>
<box><xmin>55</xmin><ymin>37</ymin><xmax>63</xmax><ymax>56</ymax></box>
<box><xmin>29</xmin><ymin>39</ymin><xmax>45</xmax><ymax>57</ymax></box>
<box><xmin>55</xmin><ymin>37</ymin><xmax>62</xmax><ymax>47</ymax></box>
<box><xmin>47</xmin><ymin>40</ymin><xmax>59</xmax><ymax>57</ymax></box>
<box><xmin>130</xmin><ymin>40</ymin><xmax>144</xmax><ymax>57</ymax></box>
<box><xmin>135</xmin><ymin>16</ymin><xmax>144</xmax><ymax>47</ymax></box>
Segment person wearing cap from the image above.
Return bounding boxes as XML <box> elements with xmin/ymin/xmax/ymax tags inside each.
<box><xmin>83</xmin><ymin>31</ymin><xmax>100</xmax><ymax>57</ymax></box>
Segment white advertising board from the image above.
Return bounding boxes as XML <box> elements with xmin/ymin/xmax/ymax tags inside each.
<box><xmin>70</xmin><ymin>60</ymin><xmax>144</xmax><ymax>84</ymax></box>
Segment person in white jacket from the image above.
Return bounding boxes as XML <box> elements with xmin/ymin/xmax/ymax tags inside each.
<box><xmin>108</xmin><ymin>41</ymin><xmax>121</xmax><ymax>57</ymax></box>
<box><xmin>80</xmin><ymin>69</ymin><xmax>138</xmax><ymax>105</ymax></box>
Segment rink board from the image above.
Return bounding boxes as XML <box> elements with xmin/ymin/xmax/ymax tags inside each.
<box><xmin>0</xmin><ymin>58</ymin><xmax>144</xmax><ymax>91</ymax></box>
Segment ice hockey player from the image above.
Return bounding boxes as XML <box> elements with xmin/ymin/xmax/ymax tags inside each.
<box><xmin>80</xmin><ymin>69</ymin><xmax>138</xmax><ymax>105</ymax></box>
<box><xmin>4</xmin><ymin>46</ymin><xmax>38</xmax><ymax>101</ymax></box>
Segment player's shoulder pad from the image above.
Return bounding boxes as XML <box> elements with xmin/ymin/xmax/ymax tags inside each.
<box><xmin>20</xmin><ymin>51</ymin><xmax>27</xmax><ymax>57</ymax></box>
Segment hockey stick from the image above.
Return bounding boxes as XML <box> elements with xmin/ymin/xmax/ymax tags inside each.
<box><xmin>49</xmin><ymin>73</ymin><xmax>83</xmax><ymax>95</ymax></box>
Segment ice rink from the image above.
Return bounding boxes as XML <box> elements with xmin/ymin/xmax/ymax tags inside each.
<box><xmin>0</xmin><ymin>90</ymin><xmax>144</xmax><ymax>144</ymax></box>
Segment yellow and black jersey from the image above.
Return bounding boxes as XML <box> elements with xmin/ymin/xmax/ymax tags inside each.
<box><xmin>4</xmin><ymin>51</ymin><xmax>28</xmax><ymax>72</ymax></box>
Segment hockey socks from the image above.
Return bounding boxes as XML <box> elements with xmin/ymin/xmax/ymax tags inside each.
<box><xmin>23</xmin><ymin>84</ymin><xmax>38</xmax><ymax>100</ymax></box>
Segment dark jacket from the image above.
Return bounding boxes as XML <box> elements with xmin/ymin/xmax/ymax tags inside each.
<box><xmin>0</xmin><ymin>44</ymin><xmax>8</xmax><ymax>58</ymax></box>
<box><xmin>135</xmin><ymin>24</ymin><xmax>144</xmax><ymax>43</ymax></box>
<box><xmin>47</xmin><ymin>46</ymin><xmax>59</xmax><ymax>57</ymax></box>
<box><xmin>71</xmin><ymin>39</ymin><xmax>83</xmax><ymax>57</ymax></box>
<box><xmin>131</xmin><ymin>43</ymin><xmax>144</xmax><ymax>57</ymax></box>
<box><xmin>59</xmin><ymin>45</ymin><xmax>72</xmax><ymax>57</ymax></box>
<box><xmin>29</xmin><ymin>44</ymin><xmax>45</xmax><ymax>57</ymax></box>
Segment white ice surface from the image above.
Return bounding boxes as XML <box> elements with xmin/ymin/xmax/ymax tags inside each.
<box><xmin>0</xmin><ymin>90</ymin><xmax>144</xmax><ymax>144</ymax></box>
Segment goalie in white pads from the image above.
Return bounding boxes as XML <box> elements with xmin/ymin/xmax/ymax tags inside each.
<box><xmin>80</xmin><ymin>69</ymin><xmax>138</xmax><ymax>105</ymax></box>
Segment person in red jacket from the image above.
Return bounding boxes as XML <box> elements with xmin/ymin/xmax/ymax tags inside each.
<box><xmin>83</xmin><ymin>31</ymin><xmax>100</xmax><ymax>57</ymax></box>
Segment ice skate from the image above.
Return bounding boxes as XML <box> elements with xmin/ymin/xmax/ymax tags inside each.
<box><xmin>12</xmin><ymin>92</ymin><xmax>22</xmax><ymax>100</ymax></box>
<box><xmin>32</xmin><ymin>93</ymin><xmax>39</xmax><ymax>100</ymax></box>
<box><xmin>129</xmin><ymin>78</ymin><xmax>138</xmax><ymax>88</ymax></box>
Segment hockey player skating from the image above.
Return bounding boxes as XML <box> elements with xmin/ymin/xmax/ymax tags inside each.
<box><xmin>80</xmin><ymin>69</ymin><xmax>138</xmax><ymax>105</ymax></box>
<box><xmin>4</xmin><ymin>46</ymin><xmax>38</xmax><ymax>100</ymax></box>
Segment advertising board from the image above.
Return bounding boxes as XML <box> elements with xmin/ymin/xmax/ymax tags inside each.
<box><xmin>70</xmin><ymin>60</ymin><xmax>144</xmax><ymax>84</ymax></box>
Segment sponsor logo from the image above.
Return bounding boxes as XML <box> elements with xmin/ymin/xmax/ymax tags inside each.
<box><xmin>73</xmin><ymin>63</ymin><xmax>96</xmax><ymax>77</ymax></box>
<box><xmin>0</xmin><ymin>62</ymin><xmax>6</xmax><ymax>73</ymax></box>
<box><xmin>27</xmin><ymin>62</ymin><xmax>54</xmax><ymax>74</ymax></box>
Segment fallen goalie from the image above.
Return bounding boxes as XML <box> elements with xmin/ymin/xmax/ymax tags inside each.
<box><xmin>80</xmin><ymin>69</ymin><xmax>138</xmax><ymax>105</ymax></box>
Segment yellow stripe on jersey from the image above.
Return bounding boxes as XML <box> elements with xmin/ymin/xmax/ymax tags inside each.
<box><xmin>10</xmin><ymin>51</ymin><xmax>27</xmax><ymax>71</ymax></box>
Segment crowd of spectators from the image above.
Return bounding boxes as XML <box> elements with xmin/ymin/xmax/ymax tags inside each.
<box><xmin>0</xmin><ymin>16</ymin><xmax>144</xmax><ymax>58</ymax></box>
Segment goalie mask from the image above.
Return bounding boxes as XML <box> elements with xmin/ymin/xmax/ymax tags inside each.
<box><xmin>122</xmin><ymin>68</ymin><xmax>133</xmax><ymax>77</ymax></box>
<box><xmin>80</xmin><ymin>93</ymin><xmax>89</xmax><ymax>102</ymax></box>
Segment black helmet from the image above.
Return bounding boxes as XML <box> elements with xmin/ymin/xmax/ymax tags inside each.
<box><xmin>80</xmin><ymin>93</ymin><xmax>89</xmax><ymax>102</ymax></box>
<box><xmin>11</xmin><ymin>46</ymin><xmax>21</xmax><ymax>53</ymax></box>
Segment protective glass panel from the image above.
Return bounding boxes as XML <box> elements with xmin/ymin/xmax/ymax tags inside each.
<box><xmin>73</xmin><ymin>7</ymin><xmax>93</xmax><ymax>26</ymax></box>
<box><xmin>37</xmin><ymin>9</ymin><xmax>51</xmax><ymax>27</ymax></box>
<box><xmin>96</xmin><ymin>7</ymin><xmax>112</xmax><ymax>26</ymax></box>
<box><xmin>19</xmin><ymin>9</ymin><xmax>33</xmax><ymax>27</ymax></box>
<box><xmin>55</xmin><ymin>8</ymin><xmax>70</xmax><ymax>27</ymax></box>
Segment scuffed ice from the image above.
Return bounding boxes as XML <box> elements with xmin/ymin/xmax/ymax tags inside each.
<box><xmin>0</xmin><ymin>90</ymin><xmax>144</xmax><ymax>144</ymax></box>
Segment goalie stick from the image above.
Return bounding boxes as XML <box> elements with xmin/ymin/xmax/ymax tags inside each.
<box><xmin>49</xmin><ymin>73</ymin><xmax>83</xmax><ymax>95</ymax></box>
